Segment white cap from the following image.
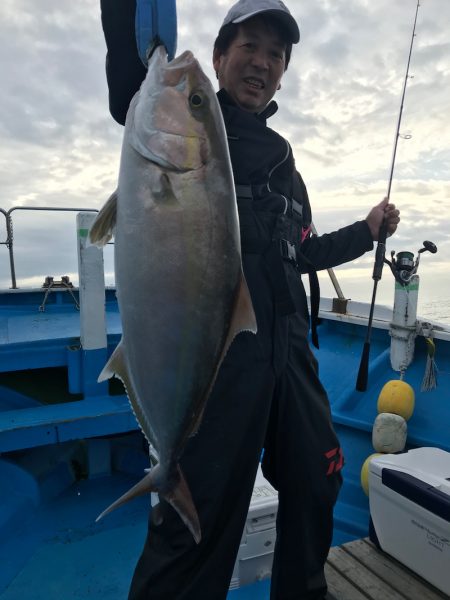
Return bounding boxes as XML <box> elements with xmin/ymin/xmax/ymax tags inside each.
<box><xmin>221</xmin><ymin>0</ymin><xmax>300</xmax><ymax>44</ymax></box>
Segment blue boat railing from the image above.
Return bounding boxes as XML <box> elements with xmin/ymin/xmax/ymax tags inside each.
<box><xmin>0</xmin><ymin>206</ymin><xmax>99</xmax><ymax>289</ymax></box>
<box><xmin>0</xmin><ymin>206</ymin><xmax>348</xmax><ymax>304</ymax></box>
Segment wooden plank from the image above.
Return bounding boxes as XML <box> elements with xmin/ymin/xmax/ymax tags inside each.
<box><xmin>343</xmin><ymin>539</ymin><xmax>448</xmax><ymax>600</ymax></box>
<box><xmin>324</xmin><ymin>561</ymin><xmax>369</xmax><ymax>600</ymax></box>
<box><xmin>327</xmin><ymin>546</ymin><xmax>406</xmax><ymax>600</ymax></box>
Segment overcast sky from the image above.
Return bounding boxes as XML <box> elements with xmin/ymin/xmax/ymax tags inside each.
<box><xmin>1</xmin><ymin>0</ymin><xmax>449</xmax><ymax>321</ymax></box>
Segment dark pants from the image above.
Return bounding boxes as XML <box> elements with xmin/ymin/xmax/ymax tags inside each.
<box><xmin>128</xmin><ymin>255</ymin><xmax>342</xmax><ymax>600</ymax></box>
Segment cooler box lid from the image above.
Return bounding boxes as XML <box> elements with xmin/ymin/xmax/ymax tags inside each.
<box><xmin>370</xmin><ymin>447</ymin><xmax>450</xmax><ymax>522</ymax></box>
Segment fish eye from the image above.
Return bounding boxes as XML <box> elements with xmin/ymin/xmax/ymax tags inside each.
<box><xmin>189</xmin><ymin>93</ymin><xmax>204</xmax><ymax>108</ymax></box>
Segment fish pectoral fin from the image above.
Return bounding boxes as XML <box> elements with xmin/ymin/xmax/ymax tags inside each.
<box><xmin>227</xmin><ymin>271</ymin><xmax>258</xmax><ymax>343</ymax></box>
<box><xmin>165</xmin><ymin>464</ymin><xmax>201</xmax><ymax>544</ymax></box>
<box><xmin>95</xmin><ymin>465</ymin><xmax>160</xmax><ymax>522</ymax></box>
<box><xmin>89</xmin><ymin>190</ymin><xmax>118</xmax><ymax>247</ymax></box>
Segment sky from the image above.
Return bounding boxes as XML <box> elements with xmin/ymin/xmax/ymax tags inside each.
<box><xmin>1</xmin><ymin>0</ymin><xmax>449</xmax><ymax>322</ymax></box>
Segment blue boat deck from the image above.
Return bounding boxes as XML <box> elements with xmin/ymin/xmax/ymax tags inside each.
<box><xmin>0</xmin><ymin>432</ymin><xmax>352</xmax><ymax>600</ymax></box>
<box><xmin>1</xmin><ymin>436</ymin><xmax>447</xmax><ymax>599</ymax></box>
<box><xmin>0</xmin><ymin>432</ymin><xmax>279</xmax><ymax>599</ymax></box>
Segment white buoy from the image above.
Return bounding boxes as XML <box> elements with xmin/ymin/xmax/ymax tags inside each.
<box><xmin>372</xmin><ymin>412</ymin><xmax>407</xmax><ymax>453</ymax></box>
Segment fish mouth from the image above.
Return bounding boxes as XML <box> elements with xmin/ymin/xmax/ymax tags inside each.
<box><xmin>149</xmin><ymin>47</ymin><xmax>197</xmax><ymax>73</ymax></box>
<box><xmin>243</xmin><ymin>77</ymin><xmax>265</xmax><ymax>90</ymax></box>
<box><xmin>167</xmin><ymin>50</ymin><xmax>196</xmax><ymax>70</ymax></box>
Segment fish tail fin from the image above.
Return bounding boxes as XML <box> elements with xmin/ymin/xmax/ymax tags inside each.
<box><xmin>165</xmin><ymin>464</ymin><xmax>201</xmax><ymax>544</ymax></box>
<box><xmin>95</xmin><ymin>463</ymin><xmax>201</xmax><ymax>544</ymax></box>
<box><xmin>95</xmin><ymin>465</ymin><xmax>159</xmax><ymax>522</ymax></box>
<box><xmin>89</xmin><ymin>190</ymin><xmax>118</xmax><ymax>247</ymax></box>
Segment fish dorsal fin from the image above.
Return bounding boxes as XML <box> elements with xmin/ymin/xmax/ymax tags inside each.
<box><xmin>226</xmin><ymin>270</ymin><xmax>257</xmax><ymax>346</ymax></box>
<box><xmin>187</xmin><ymin>271</ymin><xmax>257</xmax><ymax>440</ymax></box>
<box><xmin>217</xmin><ymin>270</ymin><xmax>257</xmax><ymax>376</ymax></box>
<box><xmin>99</xmin><ymin>339</ymin><xmax>157</xmax><ymax>448</ymax></box>
<box><xmin>89</xmin><ymin>190</ymin><xmax>118</xmax><ymax>247</ymax></box>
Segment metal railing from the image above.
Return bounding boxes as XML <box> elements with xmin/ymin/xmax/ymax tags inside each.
<box><xmin>1</xmin><ymin>206</ymin><xmax>347</xmax><ymax>306</ymax></box>
<box><xmin>0</xmin><ymin>206</ymin><xmax>98</xmax><ymax>289</ymax></box>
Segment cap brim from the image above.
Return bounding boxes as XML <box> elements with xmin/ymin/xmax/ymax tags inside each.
<box><xmin>231</xmin><ymin>8</ymin><xmax>300</xmax><ymax>43</ymax></box>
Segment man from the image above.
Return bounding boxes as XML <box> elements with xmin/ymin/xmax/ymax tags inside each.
<box><xmin>100</xmin><ymin>1</ymin><xmax>400</xmax><ymax>598</ymax></box>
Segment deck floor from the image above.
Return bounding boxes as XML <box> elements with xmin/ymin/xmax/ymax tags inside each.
<box><xmin>325</xmin><ymin>538</ymin><xmax>448</xmax><ymax>600</ymax></box>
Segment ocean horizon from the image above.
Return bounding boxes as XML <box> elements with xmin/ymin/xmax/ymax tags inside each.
<box><xmin>420</xmin><ymin>299</ymin><xmax>450</xmax><ymax>327</ymax></box>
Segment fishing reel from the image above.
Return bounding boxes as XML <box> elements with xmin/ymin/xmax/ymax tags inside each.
<box><xmin>384</xmin><ymin>240</ymin><xmax>437</xmax><ymax>285</ymax></box>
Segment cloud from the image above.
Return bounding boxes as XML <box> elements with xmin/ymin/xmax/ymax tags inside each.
<box><xmin>0</xmin><ymin>0</ymin><xmax>449</xmax><ymax>323</ymax></box>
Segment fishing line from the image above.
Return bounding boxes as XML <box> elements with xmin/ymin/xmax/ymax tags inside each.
<box><xmin>356</xmin><ymin>0</ymin><xmax>422</xmax><ymax>392</ymax></box>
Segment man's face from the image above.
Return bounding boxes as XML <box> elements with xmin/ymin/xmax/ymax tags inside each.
<box><xmin>213</xmin><ymin>17</ymin><xmax>287</xmax><ymax>113</ymax></box>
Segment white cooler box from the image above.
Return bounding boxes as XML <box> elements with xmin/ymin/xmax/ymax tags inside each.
<box><xmin>229</xmin><ymin>465</ymin><xmax>278</xmax><ymax>590</ymax></box>
<box><xmin>369</xmin><ymin>447</ymin><xmax>450</xmax><ymax>596</ymax></box>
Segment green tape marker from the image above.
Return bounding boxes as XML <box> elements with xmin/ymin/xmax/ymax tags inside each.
<box><xmin>395</xmin><ymin>281</ymin><xmax>419</xmax><ymax>291</ymax></box>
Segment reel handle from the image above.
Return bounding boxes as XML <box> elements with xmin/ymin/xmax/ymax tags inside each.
<box><xmin>418</xmin><ymin>240</ymin><xmax>437</xmax><ymax>254</ymax></box>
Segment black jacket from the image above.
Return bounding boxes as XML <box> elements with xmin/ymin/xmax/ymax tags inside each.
<box><xmin>214</xmin><ymin>89</ymin><xmax>373</xmax><ymax>271</ymax></box>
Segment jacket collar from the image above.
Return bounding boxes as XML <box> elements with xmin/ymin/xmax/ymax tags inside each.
<box><xmin>217</xmin><ymin>88</ymin><xmax>278</xmax><ymax>123</ymax></box>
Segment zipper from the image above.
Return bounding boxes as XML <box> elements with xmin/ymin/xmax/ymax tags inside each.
<box><xmin>267</xmin><ymin>139</ymin><xmax>291</xmax><ymax>214</ymax></box>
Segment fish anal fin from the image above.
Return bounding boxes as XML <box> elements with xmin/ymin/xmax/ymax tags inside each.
<box><xmin>89</xmin><ymin>190</ymin><xmax>118</xmax><ymax>247</ymax></box>
<box><xmin>98</xmin><ymin>339</ymin><xmax>125</xmax><ymax>383</ymax></box>
<box><xmin>98</xmin><ymin>340</ymin><xmax>158</xmax><ymax>449</ymax></box>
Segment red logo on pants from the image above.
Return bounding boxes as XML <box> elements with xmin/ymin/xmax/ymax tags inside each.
<box><xmin>325</xmin><ymin>447</ymin><xmax>344</xmax><ymax>475</ymax></box>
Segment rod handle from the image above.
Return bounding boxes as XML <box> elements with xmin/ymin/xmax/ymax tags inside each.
<box><xmin>356</xmin><ymin>341</ymin><xmax>370</xmax><ymax>391</ymax></box>
<box><xmin>372</xmin><ymin>221</ymin><xmax>388</xmax><ymax>281</ymax></box>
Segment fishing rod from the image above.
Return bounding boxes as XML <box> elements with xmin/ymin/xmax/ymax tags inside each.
<box><xmin>355</xmin><ymin>0</ymin><xmax>421</xmax><ymax>392</ymax></box>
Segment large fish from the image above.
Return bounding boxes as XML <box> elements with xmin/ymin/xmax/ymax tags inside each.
<box><xmin>89</xmin><ymin>46</ymin><xmax>257</xmax><ymax>543</ymax></box>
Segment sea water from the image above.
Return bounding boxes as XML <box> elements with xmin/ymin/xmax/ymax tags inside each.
<box><xmin>420</xmin><ymin>299</ymin><xmax>450</xmax><ymax>326</ymax></box>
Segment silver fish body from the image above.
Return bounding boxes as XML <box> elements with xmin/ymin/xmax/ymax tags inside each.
<box><xmin>89</xmin><ymin>47</ymin><xmax>256</xmax><ymax>542</ymax></box>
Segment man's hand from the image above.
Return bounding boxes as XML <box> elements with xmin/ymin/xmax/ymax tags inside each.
<box><xmin>365</xmin><ymin>197</ymin><xmax>400</xmax><ymax>241</ymax></box>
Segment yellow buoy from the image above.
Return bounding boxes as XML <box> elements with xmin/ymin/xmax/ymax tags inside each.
<box><xmin>360</xmin><ymin>453</ymin><xmax>383</xmax><ymax>496</ymax></box>
<box><xmin>377</xmin><ymin>380</ymin><xmax>415</xmax><ymax>421</ymax></box>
